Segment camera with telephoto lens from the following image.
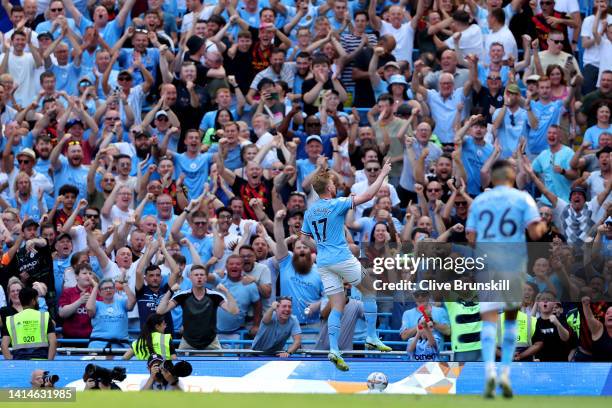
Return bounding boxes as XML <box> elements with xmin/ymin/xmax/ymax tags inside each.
<box><xmin>42</xmin><ymin>371</ymin><xmax>59</xmax><ymax>387</ymax></box>
<box><xmin>155</xmin><ymin>360</ymin><xmax>193</xmax><ymax>383</ymax></box>
<box><xmin>84</xmin><ymin>364</ymin><xmax>126</xmax><ymax>389</ymax></box>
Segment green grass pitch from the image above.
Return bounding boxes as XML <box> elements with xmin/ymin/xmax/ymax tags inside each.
<box><xmin>10</xmin><ymin>392</ymin><xmax>611</xmax><ymax>407</ymax></box>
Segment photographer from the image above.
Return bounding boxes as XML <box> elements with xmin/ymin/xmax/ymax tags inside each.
<box><xmin>31</xmin><ymin>370</ymin><xmax>58</xmax><ymax>388</ymax></box>
<box><xmin>82</xmin><ymin>364</ymin><xmax>126</xmax><ymax>390</ymax></box>
<box><xmin>140</xmin><ymin>354</ymin><xmax>189</xmax><ymax>391</ymax></box>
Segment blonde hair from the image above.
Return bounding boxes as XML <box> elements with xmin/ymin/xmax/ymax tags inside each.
<box><xmin>311</xmin><ymin>168</ymin><xmax>333</xmax><ymax>195</ymax></box>
<box><xmin>13</xmin><ymin>171</ymin><xmax>32</xmax><ymax>198</ymax></box>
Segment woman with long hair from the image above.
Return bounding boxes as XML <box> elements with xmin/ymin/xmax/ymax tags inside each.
<box><xmin>547</xmin><ymin>64</ymin><xmax>569</xmax><ymax>101</ymax></box>
<box><xmin>584</xmin><ymin>102</ymin><xmax>612</xmax><ymax>148</ymax></box>
<box><xmin>203</xmin><ymin>109</ymin><xmax>235</xmax><ymax>147</ymax></box>
<box><xmin>123</xmin><ymin>313</ymin><xmax>177</xmax><ymax>360</ymax></box>
<box><xmin>0</xmin><ymin>277</ymin><xmax>24</xmax><ymax>328</ymax></box>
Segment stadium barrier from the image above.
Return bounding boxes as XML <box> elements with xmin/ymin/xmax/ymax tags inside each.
<box><xmin>0</xmin><ymin>359</ymin><xmax>610</xmax><ymax>395</ymax></box>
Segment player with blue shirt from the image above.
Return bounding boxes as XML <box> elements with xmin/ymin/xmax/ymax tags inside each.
<box><xmin>301</xmin><ymin>159</ymin><xmax>393</xmax><ymax>371</ymax></box>
<box><xmin>465</xmin><ymin>160</ymin><xmax>546</xmax><ymax>399</ymax></box>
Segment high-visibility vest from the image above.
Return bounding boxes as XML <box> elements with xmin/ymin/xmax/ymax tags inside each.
<box><xmin>445</xmin><ymin>302</ymin><xmax>482</xmax><ymax>352</ymax></box>
<box><xmin>132</xmin><ymin>333</ymin><xmax>171</xmax><ymax>360</ymax></box>
<box><xmin>498</xmin><ymin>311</ymin><xmax>537</xmax><ymax>348</ymax></box>
<box><xmin>6</xmin><ymin>309</ymin><xmax>49</xmax><ymax>349</ymax></box>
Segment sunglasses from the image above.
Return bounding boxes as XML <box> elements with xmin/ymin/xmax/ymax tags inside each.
<box><xmin>18</xmin><ymin>159</ymin><xmax>32</xmax><ymax>164</ymax></box>
<box><xmin>510</xmin><ymin>113</ymin><xmax>516</xmax><ymax>127</ymax></box>
<box><xmin>272</xmin><ymin>166</ymin><xmax>284</xmax><ymax>171</ymax></box>
<box><xmin>487</xmin><ymin>76</ymin><xmax>501</xmax><ymax>81</ymax></box>
<box><xmin>156</xmin><ymin>116</ymin><xmax>169</xmax><ymax>121</ymax></box>
<box><xmin>455</xmin><ymin>201</ymin><xmax>468</xmax><ymax>207</ymax></box>
<box><xmin>100</xmin><ymin>286</ymin><xmax>115</xmax><ymax>291</ymax></box>
<box><xmin>50</xmin><ymin>7</ymin><xmax>63</xmax><ymax>12</ymax></box>
<box><xmin>427</xmin><ymin>188</ymin><xmax>442</xmax><ymax>192</ymax></box>
<box><xmin>193</xmin><ymin>221</ymin><xmax>208</xmax><ymax>226</ymax></box>
<box><xmin>540</xmin><ymin>212</ymin><xmax>552</xmax><ymax>217</ymax></box>
<box><xmin>68</xmin><ymin>140</ymin><xmax>81</xmax><ymax>146</ymax></box>
<box><xmin>118</xmin><ymin>77</ymin><xmax>132</xmax><ymax>81</ymax></box>
<box><xmin>106</xmin><ymin>117</ymin><xmax>120</xmax><ymax>121</ymax></box>
<box><xmin>549</xmin><ymin>39</ymin><xmax>564</xmax><ymax>44</ymax></box>
<box><xmin>135</xmin><ymin>28</ymin><xmax>149</xmax><ymax>34</ymax></box>
<box><xmin>365</xmin><ymin>167</ymin><xmax>380</xmax><ymax>172</ymax></box>
<box><xmin>85</xmin><ymin>213</ymin><xmax>99</xmax><ymax>218</ymax></box>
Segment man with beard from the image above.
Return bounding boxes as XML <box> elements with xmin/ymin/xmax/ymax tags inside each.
<box><xmin>49</xmin><ymin>133</ymin><xmax>88</xmax><ymax>201</ymax></box>
<box><xmin>135</xmin><ymin>239</ymin><xmax>178</xmax><ymax>332</ymax></box>
<box><xmin>247</xmin><ymin>48</ymin><xmax>295</xmax><ymax>105</ymax></box>
<box><xmin>274</xmin><ymin>209</ymin><xmax>324</xmax><ymax>330</ymax></box>
<box><xmin>87</xmin><ymin>150</ymin><xmax>116</xmax><ymax>210</ymax></box>
<box><xmin>33</xmin><ymin>134</ymin><xmax>52</xmax><ymax>179</ymax></box>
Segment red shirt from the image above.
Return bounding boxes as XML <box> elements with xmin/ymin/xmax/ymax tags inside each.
<box><xmin>58</xmin><ymin>286</ymin><xmax>93</xmax><ymax>339</ymax></box>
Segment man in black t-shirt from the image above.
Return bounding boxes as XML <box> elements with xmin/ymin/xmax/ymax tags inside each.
<box><xmin>156</xmin><ymin>265</ymin><xmax>239</xmax><ymax>350</ymax></box>
<box><xmin>301</xmin><ymin>55</ymin><xmax>347</xmax><ymax>115</ymax></box>
<box><xmin>14</xmin><ymin>220</ymin><xmax>56</xmax><ymax>317</ymax></box>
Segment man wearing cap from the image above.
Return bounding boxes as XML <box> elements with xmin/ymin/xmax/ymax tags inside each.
<box><xmin>52</xmin><ymin>233</ymin><xmax>74</xmax><ymax>299</ymax></box>
<box><xmin>296</xmin><ymin>134</ymin><xmax>340</xmax><ymax>193</ymax></box>
<box><xmin>140</xmin><ymin>354</ymin><xmax>182</xmax><ymax>391</ymax></box>
<box><xmin>531</xmin><ymin>125</ymin><xmax>577</xmax><ymax>204</ymax></box>
<box><xmin>492</xmin><ymin>84</ymin><xmax>538</xmax><ymax>159</ymax></box>
<box><xmin>526</xmin><ymin>163</ymin><xmax>612</xmax><ymax>245</ymax></box>
<box><xmin>14</xmin><ymin>220</ymin><xmax>56</xmax><ymax>314</ymax></box>
<box><xmin>1</xmin><ymin>143</ymin><xmax>52</xmax><ymax>199</ymax></box>
<box><xmin>369</xmin><ymin>0</ymin><xmax>425</xmax><ymax>65</ymax></box>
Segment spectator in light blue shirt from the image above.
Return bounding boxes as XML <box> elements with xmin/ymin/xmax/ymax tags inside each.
<box><xmin>492</xmin><ymin>84</ymin><xmax>531</xmax><ymax>159</ymax></box>
<box><xmin>87</xmin><ymin>278</ymin><xmax>136</xmax><ymax>348</ymax></box>
<box><xmin>413</xmin><ymin>72</ymin><xmax>473</xmax><ymax>144</ymax></box>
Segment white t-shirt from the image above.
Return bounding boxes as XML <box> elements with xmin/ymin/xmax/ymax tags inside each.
<box><xmin>581</xmin><ymin>14</ymin><xmax>612</xmax><ymax>67</ymax></box>
<box><xmin>445</xmin><ymin>25</ymin><xmax>484</xmax><ymax>59</ymax></box>
<box><xmin>255</xmin><ymin>132</ymin><xmax>280</xmax><ymax>169</ymax></box>
<box><xmin>350</xmin><ymin>181</ymin><xmax>400</xmax><ymax>218</ymax></box>
<box><xmin>380</xmin><ymin>20</ymin><xmax>415</xmax><ymax>64</ymax></box>
<box><xmin>597</xmin><ymin>35</ymin><xmax>612</xmax><ymax>86</ymax></box>
<box><xmin>554</xmin><ymin>0</ymin><xmax>581</xmax><ymax>43</ymax></box>
<box><xmin>181</xmin><ymin>5</ymin><xmax>215</xmax><ymax>33</ymax></box>
<box><xmin>484</xmin><ymin>25</ymin><xmax>518</xmax><ymax>63</ymax></box>
<box><xmin>5</xmin><ymin>52</ymin><xmax>38</xmax><ymax>107</ymax></box>
<box><xmin>101</xmin><ymin>205</ymin><xmax>134</xmax><ymax>233</ymax></box>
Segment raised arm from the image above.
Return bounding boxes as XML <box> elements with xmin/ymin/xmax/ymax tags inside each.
<box><xmin>273</xmin><ymin>209</ymin><xmax>288</xmax><ymax>260</ymax></box>
<box><xmin>368</xmin><ymin>0</ymin><xmax>382</xmax><ymax>31</ymax></box>
<box><xmin>353</xmin><ymin>159</ymin><xmax>392</xmax><ymax>206</ymax></box>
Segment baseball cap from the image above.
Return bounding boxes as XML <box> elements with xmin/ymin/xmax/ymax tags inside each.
<box><xmin>186</xmin><ymin>35</ymin><xmax>205</xmax><ymax>54</ymax></box>
<box><xmin>395</xmin><ymin>104</ymin><xmax>412</xmax><ymax>117</ymax></box>
<box><xmin>22</xmin><ymin>219</ymin><xmax>39</xmax><ymax>231</ymax></box>
<box><xmin>506</xmin><ymin>83</ymin><xmax>521</xmax><ymax>94</ymax></box>
<box><xmin>155</xmin><ymin>110</ymin><xmax>169</xmax><ymax>119</ymax></box>
<box><xmin>306</xmin><ymin>135</ymin><xmax>323</xmax><ymax>144</ymax></box>
<box><xmin>56</xmin><ymin>233</ymin><xmax>72</xmax><ymax>242</ymax></box>
<box><xmin>384</xmin><ymin>61</ymin><xmax>401</xmax><ymax>70</ymax></box>
<box><xmin>17</xmin><ymin>148</ymin><xmax>36</xmax><ymax>160</ymax></box>
<box><xmin>526</xmin><ymin>74</ymin><xmax>540</xmax><ymax>83</ymax></box>
<box><xmin>570</xmin><ymin>186</ymin><xmax>587</xmax><ymax>199</ymax></box>
<box><xmin>605</xmin><ymin>216</ymin><xmax>612</xmax><ymax>225</ymax></box>
<box><xmin>38</xmin><ymin>32</ymin><xmax>53</xmax><ymax>40</ymax></box>
<box><xmin>134</xmin><ymin>131</ymin><xmax>150</xmax><ymax>139</ymax></box>
<box><xmin>66</xmin><ymin>119</ymin><xmax>84</xmax><ymax>129</ymax></box>
<box><xmin>118</xmin><ymin>70</ymin><xmax>133</xmax><ymax>80</ymax></box>
<box><xmin>388</xmin><ymin>74</ymin><xmax>408</xmax><ymax>86</ymax></box>
<box><xmin>147</xmin><ymin>354</ymin><xmax>164</xmax><ymax>367</ymax></box>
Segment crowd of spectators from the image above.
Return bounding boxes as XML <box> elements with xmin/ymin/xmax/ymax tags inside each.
<box><xmin>0</xmin><ymin>0</ymin><xmax>610</xmax><ymax>362</ymax></box>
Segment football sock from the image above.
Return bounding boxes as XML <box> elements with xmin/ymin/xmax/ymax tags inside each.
<box><xmin>501</xmin><ymin>319</ymin><xmax>517</xmax><ymax>370</ymax></box>
<box><xmin>328</xmin><ymin>308</ymin><xmax>342</xmax><ymax>353</ymax></box>
<box><xmin>363</xmin><ymin>298</ymin><xmax>378</xmax><ymax>340</ymax></box>
<box><xmin>481</xmin><ymin>320</ymin><xmax>497</xmax><ymax>378</ymax></box>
